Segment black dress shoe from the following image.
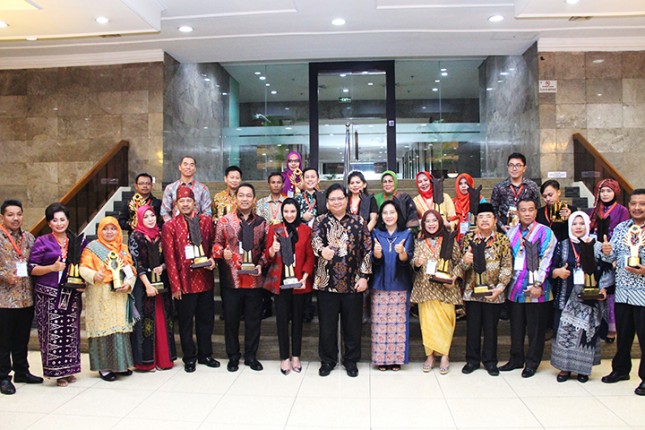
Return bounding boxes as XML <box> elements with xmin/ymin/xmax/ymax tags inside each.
<box><xmin>0</xmin><ymin>379</ymin><xmax>16</xmax><ymax>395</ymax></box>
<box><xmin>461</xmin><ymin>363</ymin><xmax>479</xmax><ymax>374</ymax></box>
<box><xmin>116</xmin><ymin>369</ymin><xmax>133</xmax><ymax>376</ymax></box>
<box><xmin>344</xmin><ymin>362</ymin><xmax>358</xmax><ymax>377</ymax></box>
<box><xmin>635</xmin><ymin>382</ymin><xmax>645</xmax><ymax>396</ymax></box>
<box><xmin>227</xmin><ymin>359</ymin><xmax>239</xmax><ymax>372</ymax></box>
<box><xmin>198</xmin><ymin>357</ymin><xmax>221</xmax><ymax>368</ymax></box>
<box><xmin>521</xmin><ymin>368</ymin><xmax>536</xmax><ymax>378</ymax></box>
<box><xmin>499</xmin><ymin>362</ymin><xmax>523</xmax><ymax>372</ymax></box>
<box><xmin>602</xmin><ymin>371</ymin><xmax>630</xmax><ymax>383</ymax></box>
<box><xmin>13</xmin><ymin>372</ymin><xmax>44</xmax><ymax>384</ymax></box>
<box><xmin>184</xmin><ymin>361</ymin><xmax>196</xmax><ymax>373</ymax></box>
<box><xmin>319</xmin><ymin>362</ymin><xmax>335</xmax><ymax>377</ymax></box>
<box><xmin>485</xmin><ymin>366</ymin><xmax>500</xmax><ymax>376</ymax></box>
<box><xmin>557</xmin><ymin>371</ymin><xmax>571</xmax><ymax>383</ymax></box>
<box><xmin>577</xmin><ymin>374</ymin><xmax>589</xmax><ymax>383</ymax></box>
<box><xmin>244</xmin><ymin>359</ymin><xmax>263</xmax><ymax>371</ymax></box>
<box><xmin>99</xmin><ymin>371</ymin><xmax>117</xmax><ymax>382</ymax></box>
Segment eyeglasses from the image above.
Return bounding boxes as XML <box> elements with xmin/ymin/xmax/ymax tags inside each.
<box><xmin>137</xmin><ymin>182</ymin><xmax>152</xmax><ymax>186</ymax></box>
<box><xmin>508</xmin><ymin>163</ymin><xmax>525</xmax><ymax>169</ymax></box>
<box><xmin>328</xmin><ymin>197</ymin><xmax>346</xmax><ymax>202</ymax></box>
<box><xmin>288</xmin><ymin>159</ymin><xmax>300</xmax><ymax>162</ymax></box>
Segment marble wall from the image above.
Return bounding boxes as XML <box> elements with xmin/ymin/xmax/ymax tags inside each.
<box><xmin>0</xmin><ymin>63</ymin><xmax>164</xmax><ymax>228</ymax></box>
<box><xmin>538</xmin><ymin>50</ymin><xmax>645</xmax><ymax>188</ymax></box>
<box><xmin>479</xmin><ymin>44</ymin><xmax>541</xmax><ymax>180</ymax></box>
<box><xmin>163</xmin><ymin>55</ymin><xmax>231</xmax><ymax>183</ymax></box>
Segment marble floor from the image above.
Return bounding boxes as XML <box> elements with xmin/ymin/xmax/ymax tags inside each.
<box><xmin>2</xmin><ymin>352</ymin><xmax>643</xmax><ymax>430</ymax></box>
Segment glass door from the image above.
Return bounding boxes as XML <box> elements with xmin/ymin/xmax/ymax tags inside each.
<box><xmin>309</xmin><ymin>61</ymin><xmax>396</xmax><ymax>180</ymax></box>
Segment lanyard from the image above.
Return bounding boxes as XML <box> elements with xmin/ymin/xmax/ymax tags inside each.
<box><xmin>269</xmin><ymin>199</ymin><xmax>281</xmax><ymax>221</ymax></box>
<box><xmin>0</xmin><ymin>224</ymin><xmax>24</xmax><ymax>260</ymax></box>
<box><xmin>475</xmin><ymin>232</ymin><xmax>495</xmax><ymax>248</ymax></box>
<box><xmin>54</xmin><ymin>234</ymin><xmax>69</xmax><ymax>261</ymax></box>
<box><xmin>600</xmin><ymin>202</ymin><xmax>617</xmax><ymax>219</ymax></box>
<box><xmin>569</xmin><ymin>239</ymin><xmax>581</xmax><ymax>267</ymax></box>
<box><xmin>304</xmin><ymin>193</ymin><xmax>316</xmax><ymax>213</ymax></box>
<box><xmin>424</xmin><ymin>237</ymin><xmax>442</xmax><ymax>258</ymax></box>
<box><xmin>509</xmin><ymin>184</ymin><xmax>525</xmax><ymax>203</ymax></box>
<box><xmin>519</xmin><ymin>222</ymin><xmax>538</xmax><ymax>250</ymax></box>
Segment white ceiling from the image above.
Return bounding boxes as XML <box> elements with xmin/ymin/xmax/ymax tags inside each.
<box><xmin>0</xmin><ymin>0</ymin><xmax>644</xmax><ymax>67</ymax></box>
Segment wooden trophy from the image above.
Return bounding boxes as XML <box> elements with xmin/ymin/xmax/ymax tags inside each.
<box><xmin>64</xmin><ymin>232</ymin><xmax>86</xmax><ymax>289</ymax></box>
<box><xmin>577</xmin><ymin>239</ymin><xmax>603</xmax><ymax>300</ymax></box>
<box><xmin>187</xmin><ymin>216</ymin><xmax>211</xmax><ymax>269</ymax></box>
<box><xmin>431</xmin><ymin>230</ymin><xmax>457</xmax><ymax>284</ymax></box>
<box><xmin>278</xmin><ymin>234</ymin><xmax>301</xmax><ymax>289</ymax></box>
<box><xmin>471</xmin><ymin>240</ymin><xmax>491</xmax><ymax>297</ymax></box>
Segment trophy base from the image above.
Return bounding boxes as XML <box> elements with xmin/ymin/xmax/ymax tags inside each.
<box><xmin>473</xmin><ymin>286</ymin><xmax>492</xmax><ymax>297</ymax></box>
<box><xmin>65</xmin><ymin>277</ymin><xmax>85</xmax><ymax>289</ymax></box>
<box><xmin>151</xmin><ymin>281</ymin><xmax>166</xmax><ymax>292</ymax></box>
<box><xmin>430</xmin><ymin>271</ymin><xmax>453</xmax><ymax>284</ymax></box>
<box><xmin>628</xmin><ymin>257</ymin><xmax>641</xmax><ymax>268</ymax></box>
<box><xmin>280</xmin><ymin>278</ymin><xmax>302</xmax><ymax>290</ymax></box>
<box><xmin>239</xmin><ymin>264</ymin><xmax>258</xmax><ymax>275</ymax></box>
<box><xmin>190</xmin><ymin>258</ymin><xmax>212</xmax><ymax>269</ymax></box>
<box><xmin>578</xmin><ymin>289</ymin><xmax>604</xmax><ymax>300</ymax></box>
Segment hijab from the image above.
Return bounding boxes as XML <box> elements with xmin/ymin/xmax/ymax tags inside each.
<box><xmin>281</xmin><ymin>197</ymin><xmax>301</xmax><ymax>245</ymax></box>
<box><xmin>96</xmin><ymin>216</ymin><xmax>134</xmax><ymax>267</ymax></box>
<box><xmin>415</xmin><ymin>171</ymin><xmax>434</xmax><ymax>200</ymax></box>
<box><xmin>282</xmin><ymin>151</ymin><xmax>302</xmax><ymax>195</ymax></box>
<box><xmin>568</xmin><ymin>211</ymin><xmax>591</xmax><ymax>244</ymax></box>
<box><xmin>134</xmin><ymin>205</ymin><xmax>160</xmax><ymax>240</ymax></box>
<box><xmin>453</xmin><ymin>173</ymin><xmax>474</xmax><ymax>216</ymax></box>
<box><xmin>375</xmin><ymin>170</ymin><xmax>398</xmax><ymax>207</ymax></box>
<box><xmin>589</xmin><ymin>178</ymin><xmax>621</xmax><ymax>231</ymax></box>
<box><xmin>420</xmin><ymin>209</ymin><xmax>445</xmax><ymax>239</ymax></box>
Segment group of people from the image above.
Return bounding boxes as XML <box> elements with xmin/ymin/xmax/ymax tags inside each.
<box><xmin>0</xmin><ymin>151</ymin><xmax>643</xmax><ymax>399</ymax></box>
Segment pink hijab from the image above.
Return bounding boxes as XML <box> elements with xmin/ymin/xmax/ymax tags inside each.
<box><xmin>134</xmin><ymin>205</ymin><xmax>160</xmax><ymax>240</ymax></box>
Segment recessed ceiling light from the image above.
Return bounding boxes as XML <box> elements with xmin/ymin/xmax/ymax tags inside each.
<box><xmin>340</xmin><ymin>73</ymin><xmax>347</xmax><ymax>77</ymax></box>
<box><xmin>342</xmin><ymin>88</ymin><xmax>349</xmax><ymax>93</ymax></box>
<box><xmin>441</xmin><ymin>72</ymin><xmax>448</xmax><ymax>77</ymax></box>
<box><xmin>265</xmin><ymin>83</ymin><xmax>270</xmax><ymax>87</ymax></box>
<box><xmin>332</xmin><ymin>18</ymin><xmax>346</xmax><ymax>26</ymax></box>
<box><xmin>0</xmin><ymin>21</ymin><xmax>9</xmax><ymax>29</ymax></box>
<box><xmin>565</xmin><ymin>0</ymin><xmax>580</xmax><ymax>4</ymax></box>
<box><xmin>285</xmin><ymin>127</ymin><xmax>292</xmax><ymax>130</ymax></box>
<box><xmin>500</xmin><ymin>72</ymin><xmax>509</xmax><ymax>76</ymax></box>
<box><xmin>367</xmin><ymin>82</ymin><xmax>373</xmax><ymax>86</ymax></box>
<box><xmin>254</xmin><ymin>71</ymin><xmax>261</xmax><ymax>75</ymax></box>
<box><xmin>432</xmin><ymin>88</ymin><xmax>438</xmax><ymax>92</ymax></box>
<box><xmin>222</xmin><ymin>92</ymin><xmax>228</xmax><ymax>96</ymax></box>
<box><xmin>486</xmin><ymin>87</ymin><xmax>493</xmax><ymax>91</ymax></box>
<box><xmin>26</xmin><ymin>36</ymin><xmax>37</xmax><ymax>41</ymax></box>
<box><xmin>440</xmin><ymin>68</ymin><xmax>447</xmax><ymax>72</ymax></box>
<box><xmin>597</xmin><ymin>93</ymin><xmax>603</xmax><ymax>96</ymax></box>
<box><xmin>285</xmin><ymin>107</ymin><xmax>290</xmax><ymax>110</ymax></box>
<box><xmin>259</xmin><ymin>76</ymin><xmax>266</xmax><ymax>80</ymax></box>
<box><xmin>497</xmin><ymin>80</ymin><xmax>503</xmax><ymax>83</ymax></box>
<box><xmin>178</xmin><ymin>25</ymin><xmax>193</xmax><ymax>33</ymax></box>
<box><xmin>271</xmin><ymin>90</ymin><xmax>278</xmax><ymax>95</ymax></box>
<box><xmin>488</xmin><ymin>15</ymin><xmax>504</xmax><ymax>22</ymax></box>
<box><xmin>435</xmin><ymin>79</ymin><xmax>440</xmax><ymax>83</ymax></box>
<box><xmin>204</xmin><ymin>78</ymin><xmax>210</xmax><ymax>82</ymax></box>
<box><xmin>96</xmin><ymin>16</ymin><xmax>109</xmax><ymax>24</ymax></box>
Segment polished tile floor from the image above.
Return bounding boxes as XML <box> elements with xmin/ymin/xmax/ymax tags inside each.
<box><xmin>3</xmin><ymin>352</ymin><xmax>643</xmax><ymax>429</ymax></box>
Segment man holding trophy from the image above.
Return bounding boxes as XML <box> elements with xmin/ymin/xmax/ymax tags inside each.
<box><xmin>212</xmin><ymin>183</ymin><xmax>268</xmax><ymax>373</ymax></box>
<box><xmin>162</xmin><ymin>186</ymin><xmax>218</xmax><ymax>373</ymax></box>
<box><xmin>600</xmin><ymin>189</ymin><xmax>645</xmax><ymax>396</ymax></box>
<box><xmin>500</xmin><ymin>198</ymin><xmax>556</xmax><ymax>378</ymax></box>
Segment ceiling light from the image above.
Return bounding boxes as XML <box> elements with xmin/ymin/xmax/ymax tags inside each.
<box><xmin>432</xmin><ymin>88</ymin><xmax>438</xmax><ymax>92</ymax></box>
<box><xmin>204</xmin><ymin>78</ymin><xmax>210</xmax><ymax>82</ymax></box>
<box><xmin>440</xmin><ymin>68</ymin><xmax>447</xmax><ymax>72</ymax></box>
<box><xmin>254</xmin><ymin>71</ymin><xmax>261</xmax><ymax>75</ymax></box>
<box><xmin>367</xmin><ymin>82</ymin><xmax>373</xmax><ymax>86</ymax></box>
<box><xmin>565</xmin><ymin>0</ymin><xmax>580</xmax><ymax>4</ymax></box>
<box><xmin>500</xmin><ymin>72</ymin><xmax>509</xmax><ymax>76</ymax></box>
<box><xmin>265</xmin><ymin>83</ymin><xmax>270</xmax><ymax>87</ymax></box>
<box><xmin>285</xmin><ymin>127</ymin><xmax>292</xmax><ymax>130</ymax></box>
<box><xmin>26</xmin><ymin>36</ymin><xmax>37</xmax><ymax>41</ymax></box>
<box><xmin>497</xmin><ymin>80</ymin><xmax>503</xmax><ymax>83</ymax></box>
<box><xmin>488</xmin><ymin>15</ymin><xmax>504</xmax><ymax>22</ymax></box>
<box><xmin>178</xmin><ymin>26</ymin><xmax>193</xmax><ymax>33</ymax></box>
<box><xmin>222</xmin><ymin>92</ymin><xmax>228</xmax><ymax>96</ymax></box>
<box><xmin>435</xmin><ymin>79</ymin><xmax>440</xmax><ymax>83</ymax></box>
<box><xmin>285</xmin><ymin>107</ymin><xmax>290</xmax><ymax>110</ymax></box>
<box><xmin>96</xmin><ymin>16</ymin><xmax>109</xmax><ymax>24</ymax></box>
<box><xmin>340</xmin><ymin>74</ymin><xmax>347</xmax><ymax>77</ymax></box>
<box><xmin>597</xmin><ymin>93</ymin><xmax>603</xmax><ymax>96</ymax></box>
<box><xmin>0</xmin><ymin>21</ymin><xmax>9</xmax><ymax>29</ymax></box>
<box><xmin>486</xmin><ymin>87</ymin><xmax>493</xmax><ymax>91</ymax></box>
<box><xmin>441</xmin><ymin>72</ymin><xmax>448</xmax><ymax>77</ymax></box>
<box><xmin>332</xmin><ymin>18</ymin><xmax>346</xmax><ymax>26</ymax></box>
<box><xmin>343</xmin><ymin>88</ymin><xmax>349</xmax><ymax>93</ymax></box>
<box><xmin>259</xmin><ymin>76</ymin><xmax>266</xmax><ymax>80</ymax></box>
<box><xmin>270</xmin><ymin>90</ymin><xmax>277</xmax><ymax>94</ymax></box>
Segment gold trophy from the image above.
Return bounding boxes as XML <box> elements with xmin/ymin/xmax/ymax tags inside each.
<box><xmin>128</xmin><ymin>193</ymin><xmax>147</xmax><ymax>229</ymax></box>
<box><xmin>549</xmin><ymin>201</ymin><xmax>568</xmax><ymax>223</ymax></box>
<box><xmin>186</xmin><ymin>216</ymin><xmax>211</xmax><ymax>269</ymax></box>
<box><xmin>430</xmin><ymin>231</ymin><xmax>457</xmax><ymax>284</ymax></box>
<box><xmin>148</xmin><ymin>242</ymin><xmax>166</xmax><ymax>291</ymax></box>
<box><xmin>289</xmin><ymin>168</ymin><xmax>304</xmax><ymax>196</ymax></box>
<box><xmin>64</xmin><ymin>233</ymin><xmax>86</xmax><ymax>289</ymax></box>
<box><xmin>239</xmin><ymin>222</ymin><xmax>259</xmax><ymax>274</ymax></box>
<box><xmin>470</xmin><ymin>240</ymin><xmax>491</xmax><ymax>297</ymax></box>
<box><xmin>508</xmin><ymin>207</ymin><xmax>519</xmax><ymax>227</ymax></box>
<box><xmin>625</xmin><ymin>224</ymin><xmax>645</xmax><ymax>267</ymax></box>
<box><xmin>577</xmin><ymin>239</ymin><xmax>604</xmax><ymax>300</ymax></box>
<box><xmin>278</xmin><ymin>235</ymin><xmax>301</xmax><ymax>289</ymax></box>
<box><xmin>105</xmin><ymin>250</ymin><xmax>126</xmax><ymax>290</ymax></box>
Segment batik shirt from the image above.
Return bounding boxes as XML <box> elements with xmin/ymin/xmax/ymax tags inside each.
<box><xmin>0</xmin><ymin>228</ymin><xmax>35</xmax><ymax>308</ymax></box>
<box><xmin>312</xmin><ymin>213</ymin><xmax>372</xmax><ymax>293</ymax></box>
<box><xmin>490</xmin><ymin>177</ymin><xmax>540</xmax><ymax>230</ymax></box>
<box><xmin>212</xmin><ymin>189</ymin><xmax>237</xmax><ymax>224</ymax></box>
<box><xmin>255</xmin><ymin>195</ymin><xmax>285</xmax><ymax>225</ymax></box>
<box><xmin>160</xmin><ymin>179</ymin><xmax>212</xmax><ymax>221</ymax></box>
<box><xmin>601</xmin><ymin>219</ymin><xmax>645</xmax><ymax>306</ymax></box>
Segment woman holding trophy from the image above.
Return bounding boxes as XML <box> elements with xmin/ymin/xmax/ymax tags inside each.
<box><xmin>28</xmin><ymin>203</ymin><xmax>86</xmax><ymax>387</ymax></box>
<box><xmin>128</xmin><ymin>206</ymin><xmax>176</xmax><ymax>371</ymax></box>
<box><xmin>550</xmin><ymin>211</ymin><xmax>607</xmax><ymax>383</ymax></box>
<box><xmin>80</xmin><ymin>217</ymin><xmax>138</xmax><ymax>381</ymax></box>
<box><xmin>411</xmin><ymin>209</ymin><xmax>462</xmax><ymax>374</ymax></box>
<box><xmin>264</xmin><ymin>198</ymin><xmax>314</xmax><ymax>375</ymax></box>
<box><xmin>282</xmin><ymin>151</ymin><xmax>304</xmax><ymax>197</ymax></box>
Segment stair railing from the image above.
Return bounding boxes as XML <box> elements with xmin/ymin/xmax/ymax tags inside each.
<box><xmin>29</xmin><ymin>140</ymin><xmax>130</xmax><ymax>237</ymax></box>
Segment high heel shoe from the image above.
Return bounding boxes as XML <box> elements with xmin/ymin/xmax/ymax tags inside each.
<box><xmin>291</xmin><ymin>357</ymin><xmax>302</xmax><ymax>373</ymax></box>
<box><xmin>280</xmin><ymin>359</ymin><xmax>291</xmax><ymax>376</ymax></box>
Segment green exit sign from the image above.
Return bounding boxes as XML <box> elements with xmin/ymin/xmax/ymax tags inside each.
<box><xmin>338</xmin><ymin>97</ymin><xmax>352</xmax><ymax>103</ymax></box>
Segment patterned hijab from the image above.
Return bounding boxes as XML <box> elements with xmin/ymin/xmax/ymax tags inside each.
<box><xmin>589</xmin><ymin>178</ymin><xmax>621</xmax><ymax>231</ymax></box>
<box><xmin>134</xmin><ymin>205</ymin><xmax>159</xmax><ymax>240</ymax></box>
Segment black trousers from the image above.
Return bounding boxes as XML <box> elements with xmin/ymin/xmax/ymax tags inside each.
<box><xmin>508</xmin><ymin>301</ymin><xmax>550</xmax><ymax>370</ymax></box>
<box><xmin>465</xmin><ymin>301</ymin><xmax>503</xmax><ymax>367</ymax></box>
<box><xmin>317</xmin><ymin>291</ymin><xmax>363</xmax><ymax>365</ymax></box>
<box><xmin>612</xmin><ymin>302</ymin><xmax>645</xmax><ymax>382</ymax></box>
<box><xmin>0</xmin><ymin>306</ymin><xmax>34</xmax><ymax>380</ymax></box>
<box><xmin>175</xmin><ymin>290</ymin><xmax>214</xmax><ymax>363</ymax></box>
<box><xmin>275</xmin><ymin>290</ymin><xmax>307</xmax><ymax>360</ymax></box>
<box><xmin>221</xmin><ymin>287</ymin><xmax>262</xmax><ymax>361</ymax></box>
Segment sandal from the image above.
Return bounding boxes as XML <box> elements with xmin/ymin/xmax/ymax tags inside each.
<box><xmin>291</xmin><ymin>357</ymin><xmax>302</xmax><ymax>373</ymax></box>
<box><xmin>391</xmin><ymin>365</ymin><xmax>401</xmax><ymax>372</ymax></box>
<box><xmin>439</xmin><ymin>357</ymin><xmax>450</xmax><ymax>374</ymax></box>
<box><xmin>422</xmin><ymin>359</ymin><xmax>434</xmax><ymax>373</ymax></box>
<box><xmin>56</xmin><ymin>378</ymin><xmax>68</xmax><ymax>387</ymax></box>
<box><xmin>378</xmin><ymin>365</ymin><xmax>388</xmax><ymax>371</ymax></box>
<box><xmin>66</xmin><ymin>375</ymin><xmax>77</xmax><ymax>383</ymax></box>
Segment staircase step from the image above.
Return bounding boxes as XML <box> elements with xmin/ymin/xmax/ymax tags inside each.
<box><xmin>564</xmin><ymin>187</ymin><xmax>580</xmax><ymax>198</ymax></box>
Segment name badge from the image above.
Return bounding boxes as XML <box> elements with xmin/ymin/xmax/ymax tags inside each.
<box><xmin>460</xmin><ymin>222</ymin><xmax>469</xmax><ymax>235</ymax></box>
<box><xmin>573</xmin><ymin>268</ymin><xmax>584</xmax><ymax>285</ymax></box>
<box><xmin>123</xmin><ymin>265</ymin><xmax>134</xmax><ymax>279</ymax></box>
<box><xmin>239</xmin><ymin>243</ymin><xmax>244</xmax><ymax>254</ymax></box>
<box><xmin>509</xmin><ymin>205</ymin><xmax>517</xmax><ymax>213</ymax></box>
<box><xmin>426</xmin><ymin>260</ymin><xmax>437</xmax><ymax>275</ymax></box>
<box><xmin>16</xmin><ymin>261</ymin><xmax>28</xmax><ymax>278</ymax></box>
<box><xmin>514</xmin><ymin>251</ymin><xmax>525</xmax><ymax>271</ymax></box>
<box><xmin>184</xmin><ymin>245</ymin><xmax>195</xmax><ymax>260</ymax></box>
